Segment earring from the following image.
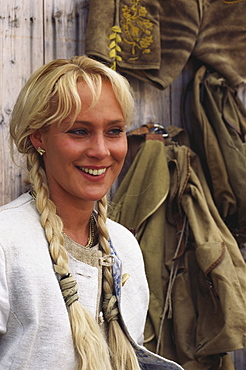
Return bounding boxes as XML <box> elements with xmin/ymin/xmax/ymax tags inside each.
<box><xmin>37</xmin><ymin>147</ymin><xmax>46</xmax><ymax>156</ymax></box>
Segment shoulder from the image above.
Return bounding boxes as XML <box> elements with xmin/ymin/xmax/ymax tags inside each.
<box><xmin>106</xmin><ymin>217</ymin><xmax>135</xmax><ymax>241</ymax></box>
<box><xmin>0</xmin><ymin>192</ymin><xmax>35</xmax><ymax>215</ymax></box>
<box><xmin>0</xmin><ymin>193</ymin><xmax>41</xmax><ymax>239</ymax></box>
<box><xmin>106</xmin><ymin>218</ymin><xmax>142</xmax><ymax>260</ymax></box>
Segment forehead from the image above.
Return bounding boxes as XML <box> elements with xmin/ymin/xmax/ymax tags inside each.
<box><xmin>77</xmin><ymin>80</ymin><xmax>114</xmax><ymax>103</ymax></box>
<box><xmin>76</xmin><ymin>81</ymin><xmax>123</xmax><ymax>118</ymax></box>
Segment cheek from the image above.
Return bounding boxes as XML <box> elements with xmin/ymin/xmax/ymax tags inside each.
<box><xmin>114</xmin><ymin>140</ymin><xmax>128</xmax><ymax>163</ymax></box>
<box><xmin>50</xmin><ymin>139</ymin><xmax>78</xmax><ymax>158</ymax></box>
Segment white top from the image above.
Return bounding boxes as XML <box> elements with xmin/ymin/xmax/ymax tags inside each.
<box><xmin>0</xmin><ymin>193</ymin><xmax>183</xmax><ymax>370</ymax></box>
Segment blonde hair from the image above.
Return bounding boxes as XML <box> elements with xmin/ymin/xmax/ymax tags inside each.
<box><xmin>10</xmin><ymin>56</ymin><xmax>139</xmax><ymax>369</ymax></box>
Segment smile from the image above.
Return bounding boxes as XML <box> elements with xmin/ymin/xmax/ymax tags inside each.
<box><xmin>79</xmin><ymin>167</ymin><xmax>107</xmax><ymax>176</ymax></box>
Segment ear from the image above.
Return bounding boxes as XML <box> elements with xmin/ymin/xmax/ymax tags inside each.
<box><xmin>29</xmin><ymin>130</ymin><xmax>45</xmax><ymax>151</ymax></box>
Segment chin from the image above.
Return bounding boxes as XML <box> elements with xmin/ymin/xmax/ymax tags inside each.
<box><xmin>85</xmin><ymin>192</ymin><xmax>108</xmax><ymax>202</ymax></box>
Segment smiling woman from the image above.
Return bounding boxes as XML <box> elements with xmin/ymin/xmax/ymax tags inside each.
<box><xmin>0</xmin><ymin>56</ymin><xmax>183</xmax><ymax>370</ymax></box>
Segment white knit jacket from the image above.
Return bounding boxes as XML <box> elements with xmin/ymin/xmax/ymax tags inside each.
<box><xmin>0</xmin><ymin>193</ymin><xmax>183</xmax><ymax>370</ymax></box>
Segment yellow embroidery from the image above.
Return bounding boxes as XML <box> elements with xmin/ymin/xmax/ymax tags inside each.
<box><xmin>108</xmin><ymin>0</ymin><xmax>154</xmax><ymax>69</ymax></box>
<box><xmin>109</xmin><ymin>25</ymin><xmax>123</xmax><ymax>71</ymax></box>
<box><xmin>121</xmin><ymin>0</ymin><xmax>154</xmax><ymax>61</ymax></box>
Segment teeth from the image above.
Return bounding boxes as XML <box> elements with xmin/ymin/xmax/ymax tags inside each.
<box><xmin>80</xmin><ymin>167</ymin><xmax>106</xmax><ymax>176</ymax></box>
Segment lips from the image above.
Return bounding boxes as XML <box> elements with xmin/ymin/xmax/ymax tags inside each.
<box><xmin>78</xmin><ymin>166</ymin><xmax>107</xmax><ymax>176</ymax></box>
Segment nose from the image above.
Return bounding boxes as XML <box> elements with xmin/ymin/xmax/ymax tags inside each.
<box><xmin>86</xmin><ymin>133</ymin><xmax>110</xmax><ymax>159</ymax></box>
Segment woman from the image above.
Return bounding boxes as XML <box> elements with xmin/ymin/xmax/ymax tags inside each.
<box><xmin>0</xmin><ymin>56</ymin><xmax>183</xmax><ymax>370</ymax></box>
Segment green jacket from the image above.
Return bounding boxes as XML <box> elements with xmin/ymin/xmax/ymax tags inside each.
<box><xmin>188</xmin><ymin>65</ymin><xmax>246</xmax><ymax>239</ymax></box>
<box><xmin>109</xmin><ymin>140</ymin><xmax>246</xmax><ymax>369</ymax></box>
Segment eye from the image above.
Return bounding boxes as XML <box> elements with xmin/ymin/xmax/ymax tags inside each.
<box><xmin>67</xmin><ymin>128</ymin><xmax>88</xmax><ymax>136</ymax></box>
<box><xmin>107</xmin><ymin>128</ymin><xmax>125</xmax><ymax>137</ymax></box>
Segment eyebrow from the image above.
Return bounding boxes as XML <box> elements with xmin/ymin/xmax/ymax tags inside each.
<box><xmin>73</xmin><ymin>119</ymin><xmax>126</xmax><ymax>126</ymax></box>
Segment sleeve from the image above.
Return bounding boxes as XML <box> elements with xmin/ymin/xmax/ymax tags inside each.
<box><xmin>0</xmin><ymin>245</ymin><xmax>10</xmax><ymax>334</ymax></box>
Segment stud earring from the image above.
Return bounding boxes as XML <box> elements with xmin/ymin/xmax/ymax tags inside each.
<box><xmin>37</xmin><ymin>147</ymin><xmax>46</xmax><ymax>156</ymax></box>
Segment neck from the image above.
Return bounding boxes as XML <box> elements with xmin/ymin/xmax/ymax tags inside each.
<box><xmin>51</xmin><ymin>194</ymin><xmax>96</xmax><ymax>246</ymax></box>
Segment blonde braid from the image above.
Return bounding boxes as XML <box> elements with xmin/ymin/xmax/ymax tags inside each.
<box><xmin>97</xmin><ymin>196</ymin><xmax>140</xmax><ymax>370</ymax></box>
<box><xmin>28</xmin><ymin>153</ymin><xmax>112</xmax><ymax>370</ymax></box>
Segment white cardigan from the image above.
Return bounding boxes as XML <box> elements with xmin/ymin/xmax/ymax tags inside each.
<box><xmin>0</xmin><ymin>193</ymin><xmax>183</xmax><ymax>370</ymax></box>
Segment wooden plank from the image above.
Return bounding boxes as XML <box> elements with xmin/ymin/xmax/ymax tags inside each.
<box><xmin>231</xmin><ymin>348</ymin><xmax>246</xmax><ymax>370</ymax></box>
<box><xmin>44</xmin><ymin>0</ymin><xmax>84</xmax><ymax>63</ymax></box>
<box><xmin>127</xmin><ymin>75</ymin><xmax>171</xmax><ymax>131</ymax></box>
<box><xmin>52</xmin><ymin>0</ymin><xmax>74</xmax><ymax>58</ymax></box>
<box><xmin>0</xmin><ymin>0</ymin><xmax>43</xmax><ymax>205</ymax></box>
<box><xmin>43</xmin><ymin>0</ymin><xmax>55</xmax><ymax>62</ymax></box>
<box><xmin>76</xmin><ymin>0</ymin><xmax>89</xmax><ymax>56</ymax></box>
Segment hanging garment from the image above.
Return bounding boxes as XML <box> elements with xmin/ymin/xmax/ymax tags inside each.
<box><xmin>187</xmin><ymin>65</ymin><xmax>246</xmax><ymax>242</ymax></box>
<box><xmin>85</xmin><ymin>0</ymin><xmax>246</xmax><ymax>89</ymax></box>
<box><xmin>109</xmin><ymin>139</ymin><xmax>246</xmax><ymax>370</ymax></box>
<box><xmin>118</xmin><ymin>124</ymin><xmax>190</xmax><ymax>186</ymax></box>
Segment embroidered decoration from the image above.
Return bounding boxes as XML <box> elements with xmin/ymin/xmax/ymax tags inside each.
<box><xmin>109</xmin><ymin>25</ymin><xmax>123</xmax><ymax>70</ymax></box>
<box><xmin>121</xmin><ymin>0</ymin><xmax>154</xmax><ymax>61</ymax></box>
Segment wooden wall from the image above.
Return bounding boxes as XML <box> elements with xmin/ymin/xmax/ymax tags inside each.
<box><xmin>0</xmin><ymin>1</ymin><xmax>245</xmax><ymax>368</ymax></box>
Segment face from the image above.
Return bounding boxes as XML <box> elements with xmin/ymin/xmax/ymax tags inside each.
<box><xmin>30</xmin><ymin>81</ymin><xmax>127</xmax><ymax>207</ymax></box>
